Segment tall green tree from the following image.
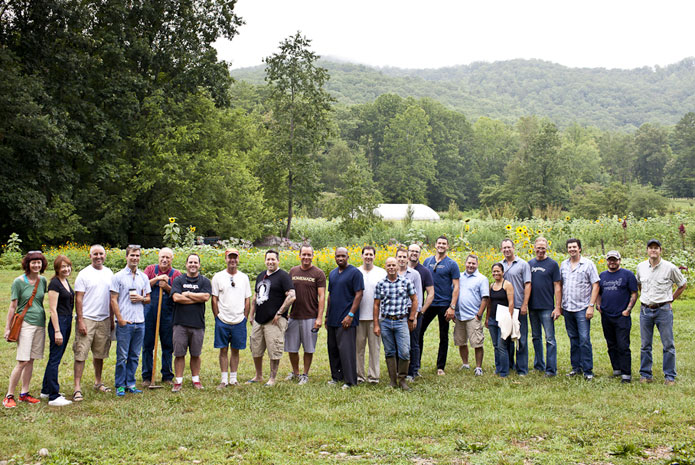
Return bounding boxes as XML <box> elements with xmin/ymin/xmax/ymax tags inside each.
<box><xmin>634</xmin><ymin>123</ymin><xmax>672</xmax><ymax>187</ymax></box>
<box><xmin>376</xmin><ymin>105</ymin><xmax>435</xmax><ymax>203</ymax></box>
<box><xmin>504</xmin><ymin>118</ymin><xmax>566</xmax><ymax>216</ymax></box>
<box><xmin>261</xmin><ymin>32</ymin><xmax>334</xmax><ymax>238</ymax></box>
<box><xmin>664</xmin><ymin>112</ymin><xmax>695</xmax><ymax>197</ymax></box>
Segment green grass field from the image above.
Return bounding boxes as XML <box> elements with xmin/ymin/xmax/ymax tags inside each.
<box><xmin>1</xmin><ymin>269</ymin><xmax>694</xmax><ymax>464</ymax></box>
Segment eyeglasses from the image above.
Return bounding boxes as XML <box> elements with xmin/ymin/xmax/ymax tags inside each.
<box><xmin>230</xmin><ymin>276</ymin><xmax>236</xmax><ymax>288</ymax></box>
<box><xmin>127</xmin><ymin>244</ymin><xmax>142</xmax><ymax>250</ymax></box>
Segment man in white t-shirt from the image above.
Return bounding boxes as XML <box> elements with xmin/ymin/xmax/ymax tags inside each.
<box><xmin>72</xmin><ymin>244</ymin><xmax>114</xmax><ymax>401</ymax></box>
<box><xmin>211</xmin><ymin>248</ymin><xmax>252</xmax><ymax>388</ymax></box>
<box><xmin>356</xmin><ymin>246</ymin><xmax>387</xmax><ymax>383</ymax></box>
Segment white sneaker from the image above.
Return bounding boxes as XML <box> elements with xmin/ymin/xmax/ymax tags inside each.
<box><xmin>298</xmin><ymin>374</ymin><xmax>309</xmax><ymax>385</ymax></box>
<box><xmin>459</xmin><ymin>364</ymin><xmax>471</xmax><ymax>370</ymax></box>
<box><xmin>327</xmin><ymin>380</ymin><xmax>338</xmax><ymax>385</ymax></box>
<box><xmin>40</xmin><ymin>392</ymin><xmax>49</xmax><ymax>399</ymax></box>
<box><xmin>474</xmin><ymin>367</ymin><xmax>483</xmax><ymax>376</ymax></box>
<box><xmin>285</xmin><ymin>373</ymin><xmax>297</xmax><ymax>381</ymax></box>
<box><xmin>405</xmin><ymin>375</ymin><xmax>414</xmax><ymax>382</ymax></box>
<box><xmin>48</xmin><ymin>396</ymin><xmax>72</xmax><ymax>407</ymax></box>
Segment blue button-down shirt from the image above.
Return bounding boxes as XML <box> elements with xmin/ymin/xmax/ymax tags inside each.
<box><xmin>456</xmin><ymin>270</ymin><xmax>489</xmax><ymax>320</ymax></box>
<box><xmin>111</xmin><ymin>267</ymin><xmax>151</xmax><ymax>323</ymax></box>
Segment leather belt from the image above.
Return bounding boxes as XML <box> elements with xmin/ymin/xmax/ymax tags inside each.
<box><xmin>645</xmin><ymin>302</ymin><xmax>668</xmax><ymax>309</ymax></box>
<box><xmin>383</xmin><ymin>314</ymin><xmax>407</xmax><ymax>320</ymax></box>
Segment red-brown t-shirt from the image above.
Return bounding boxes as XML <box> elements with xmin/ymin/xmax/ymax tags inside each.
<box><xmin>289</xmin><ymin>265</ymin><xmax>326</xmax><ymax>319</ymax></box>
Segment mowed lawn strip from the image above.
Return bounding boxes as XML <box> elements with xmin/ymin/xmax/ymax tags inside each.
<box><xmin>0</xmin><ymin>269</ymin><xmax>693</xmax><ymax>464</ymax></box>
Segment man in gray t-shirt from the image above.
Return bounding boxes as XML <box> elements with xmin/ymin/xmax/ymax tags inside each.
<box><xmin>501</xmin><ymin>239</ymin><xmax>531</xmax><ymax>375</ymax></box>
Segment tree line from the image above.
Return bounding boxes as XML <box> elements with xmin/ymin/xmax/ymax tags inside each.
<box><xmin>2</xmin><ymin>1</ymin><xmax>695</xmax><ymax>248</ymax></box>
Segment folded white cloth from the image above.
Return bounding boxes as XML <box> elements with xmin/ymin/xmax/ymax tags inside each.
<box><xmin>497</xmin><ymin>305</ymin><xmax>520</xmax><ymax>342</ymax></box>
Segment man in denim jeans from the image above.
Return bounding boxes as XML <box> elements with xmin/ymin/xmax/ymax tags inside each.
<box><xmin>636</xmin><ymin>239</ymin><xmax>687</xmax><ymax>385</ymax></box>
<box><xmin>559</xmin><ymin>238</ymin><xmax>600</xmax><ymax>380</ymax></box>
<box><xmin>111</xmin><ymin>245</ymin><xmax>151</xmax><ymax>397</ymax></box>
<box><xmin>373</xmin><ymin>257</ymin><xmax>418</xmax><ymax>390</ymax></box>
<box><xmin>527</xmin><ymin>237</ymin><xmax>562</xmax><ymax>377</ymax></box>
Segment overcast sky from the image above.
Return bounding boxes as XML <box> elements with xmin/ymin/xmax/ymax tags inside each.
<box><xmin>215</xmin><ymin>0</ymin><xmax>695</xmax><ymax>70</ymax></box>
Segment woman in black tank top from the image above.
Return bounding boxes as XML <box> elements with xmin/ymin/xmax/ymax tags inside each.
<box><xmin>486</xmin><ymin>263</ymin><xmax>515</xmax><ymax>378</ymax></box>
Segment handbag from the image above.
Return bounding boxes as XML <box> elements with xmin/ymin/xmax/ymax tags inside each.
<box><xmin>7</xmin><ymin>277</ymin><xmax>41</xmax><ymax>342</ymax></box>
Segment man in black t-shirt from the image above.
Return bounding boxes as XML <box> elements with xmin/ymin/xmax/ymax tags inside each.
<box><xmin>170</xmin><ymin>254</ymin><xmax>211</xmax><ymax>392</ymax></box>
<box><xmin>248</xmin><ymin>250</ymin><xmax>295</xmax><ymax>386</ymax></box>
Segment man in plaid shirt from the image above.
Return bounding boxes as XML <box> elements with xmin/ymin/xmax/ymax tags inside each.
<box><xmin>373</xmin><ymin>257</ymin><xmax>418</xmax><ymax>390</ymax></box>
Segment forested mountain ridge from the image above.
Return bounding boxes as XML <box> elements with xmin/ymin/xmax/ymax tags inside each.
<box><xmin>231</xmin><ymin>58</ymin><xmax>695</xmax><ymax>131</ymax></box>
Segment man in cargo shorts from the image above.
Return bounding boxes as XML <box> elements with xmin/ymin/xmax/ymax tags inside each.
<box><xmin>248</xmin><ymin>250</ymin><xmax>295</xmax><ymax>387</ymax></box>
<box><xmin>73</xmin><ymin>244</ymin><xmax>114</xmax><ymax>401</ymax></box>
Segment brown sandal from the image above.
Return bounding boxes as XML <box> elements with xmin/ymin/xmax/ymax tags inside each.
<box><xmin>72</xmin><ymin>390</ymin><xmax>84</xmax><ymax>402</ymax></box>
<box><xmin>94</xmin><ymin>383</ymin><xmax>112</xmax><ymax>393</ymax></box>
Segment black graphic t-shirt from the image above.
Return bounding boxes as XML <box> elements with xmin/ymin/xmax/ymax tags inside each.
<box><xmin>171</xmin><ymin>274</ymin><xmax>212</xmax><ymax>329</ymax></box>
<box><xmin>254</xmin><ymin>269</ymin><xmax>294</xmax><ymax>324</ymax></box>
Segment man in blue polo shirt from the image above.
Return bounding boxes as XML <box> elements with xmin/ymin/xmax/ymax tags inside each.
<box><xmin>596</xmin><ymin>250</ymin><xmax>638</xmax><ymax>383</ymax></box>
<box><xmin>454</xmin><ymin>255</ymin><xmax>489</xmax><ymax>376</ymax></box>
<box><xmin>421</xmin><ymin>236</ymin><xmax>460</xmax><ymax>376</ymax></box>
<box><xmin>326</xmin><ymin>247</ymin><xmax>364</xmax><ymax>389</ymax></box>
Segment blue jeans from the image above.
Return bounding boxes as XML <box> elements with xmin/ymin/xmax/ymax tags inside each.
<box><xmin>41</xmin><ymin>313</ymin><xmax>73</xmax><ymax>400</ymax></box>
<box><xmin>488</xmin><ymin>320</ymin><xmax>510</xmax><ymax>377</ymax></box>
<box><xmin>115</xmin><ymin>322</ymin><xmax>145</xmax><ymax>388</ymax></box>
<box><xmin>141</xmin><ymin>304</ymin><xmax>174</xmax><ymax>383</ymax></box>
<box><xmin>510</xmin><ymin>311</ymin><xmax>528</xmax><ymax>375</ymax></box>
<box><xmin>529</xmin><ymin>309</ymin><xmax>557</xmax><ymax>375</ymax></box>
<box><xmin>640</xmin><ymin>304</ymin><xmax>676</xmax><ymax>381</ymax></box>
<box><xmin>563</xmin><ymin>309</ymin><xmax>593</xmax><ymax>375</ymax></box>
<box><xmin>408</xmin><ymin>314</ymin><xmax>423</xmax><ymax>376</ymax></box>
<box><xmin>380</xmin><ymin>318</ymin><xmax>411</xmax><ymax>360</ymax></box>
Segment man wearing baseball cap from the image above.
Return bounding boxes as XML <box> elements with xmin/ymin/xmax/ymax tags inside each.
<box><xmin>636</xmin><ymin>239</ymin><xmax>687</xmax><ymax>385</ymax></box>
<box><xmin>596</xmin><ymin>251</ymin><xmax>638</xmax><ymax>383</ymax></box>
<box><xmin>211</xmin><ymin>249</ymin><xmax>252</xmax><ymax>388</ymax></box>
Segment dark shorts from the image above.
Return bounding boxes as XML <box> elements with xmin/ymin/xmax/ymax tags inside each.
<box><xmin>172</xmin><ymin>325</ymin><xmax>205</xmax><ymax>357</ymax></box>
<box><xmin>214</xmin><ymin>317</ymin><xmax>247</xmax><ymax>350</ymax></box>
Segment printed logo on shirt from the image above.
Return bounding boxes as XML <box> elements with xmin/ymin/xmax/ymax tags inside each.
<box><xmin>256</xmin><ymin>279</ymin><xmax>271</xmax><ymax>305</ymax></box>
<box><xmin>602</xmin><ymin>278</ymin><xmax>623</xmax><ymax>291</ymax></box>
<box><xmin>531</xmin><ymin>266</ymin><xmax>547</xmax><ymax>273</ymax></box>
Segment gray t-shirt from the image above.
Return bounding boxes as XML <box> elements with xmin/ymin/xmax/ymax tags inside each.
<box><xmin>501</xmin><ymin>257</ymin><xmax>531</xmax><ymax>309</ymax></box>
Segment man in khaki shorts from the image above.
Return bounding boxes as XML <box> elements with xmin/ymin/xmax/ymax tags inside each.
<box><xmin>454</xmin><ymin>255</ymin><xmax>489</xmax><ymax>376</ymax></box>
<box><xmin>248</xmin><ymin>250</ymin><xmax>295</xmax><ymax>386</ymax></box>
<box><xmin>73</xmin><ymin>245</ymin><xmax>114</xmax><ymax>401</ymax></box>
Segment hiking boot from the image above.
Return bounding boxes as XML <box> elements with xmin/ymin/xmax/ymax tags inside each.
<box><xmin>385</xmin><ymin>357</ymin><xmax>398</xmax><ymax>388</ymax></box>
<box><xmin>398</xmin><ymin>359</ymin><xmax>411</xmax><ymax>391</ymax></box>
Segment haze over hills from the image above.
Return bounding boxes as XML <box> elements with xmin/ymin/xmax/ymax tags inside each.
<box><xmin>231</xmin><ymin>57</ymin><xmax>695</xmax><ymax>131</ymax></box>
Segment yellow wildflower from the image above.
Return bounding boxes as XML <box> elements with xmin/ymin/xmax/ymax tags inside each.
<box><xmin>505</xmin><ymin>224</ymin><xmax>512</xmax><ymax>231</ymax></box>
<box><xmin>169</xmin><ymin>217</ymin><xmax>176</xmax><ymax>223</ymax></box>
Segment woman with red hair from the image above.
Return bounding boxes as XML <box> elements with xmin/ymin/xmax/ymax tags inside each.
<box><xmin>3</xmin><ymin>251</ymin><xmax>48</xmax><ymax>408</ymax></box>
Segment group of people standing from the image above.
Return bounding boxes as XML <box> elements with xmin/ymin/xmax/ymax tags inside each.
<box><xmin>3</xmin><ymin>235</ymin><xmax>687</xmax><ymax>408</ymax></box>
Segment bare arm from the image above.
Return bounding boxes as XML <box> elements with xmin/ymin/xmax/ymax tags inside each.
<box><xmin>408</xmin><ymin>294</ymin><xmax>419</xmax><ymax>331</ymax></box>
<box><xmin>47</xmin><ymin>290</ymin><xmax>63</xmax><ymax>345</ymax></box>
<box><xmin>4</xmin><ymin>299</ymin><xmax>18</xmax><ymax>340</ymax></box>
<box><xmin>244</xmin><ymin>297</ymin><xmax>251</xmax><ymax>319</ymax></box>
<box><xmin>111</xmin><ymin>292</ymin><xmax>128</xmax><ymax>326</ymax></box>
<box><xmin>341</xmin><ymin>290</ymin><xmax>363</xmax><ymax>329</ymax></box>
<box><xmin>552</xmin><ymin>281</ymin><xmax>562</xmax><ymax>320</ymax></box>
<box><xmin>476</xmin><ymin>297</ymin><xmax>489</xmax><ymax>320</ymax></box>
<box><xmin>211</xmin><ymin>295</ymin><xmax>219</xmax><ymax>318</ymax></box>
<box><xmin>623</xmin><ymin>291</ymin><xmax>638</xmax><ymax>317</ymax></box>
<box><xmin>586</xmin><ymin>282</ymin><xmax>599</xmax><ymax>319</ymax></box>
<box><xmin>373</xmin><ymin>299</ymin><xmax>381</xmax><ymax>336</ymax></box>
<box><xmin>272</xmin><ymin>289</ymin><xmax>297</xmax><ymax>325</ymax></box>
<box><xmin>505</xmin><ymin>282</ymin><xmax>515</xmax><ymax>316</ymax></box>
<box><xmin>521</xmin><ymin>282</ymin><xmax>531</xmax><ymax>315</ymax></box>
<box><xmin>249</xmin><ymin>297</ymin><xmax>256</xmax><ymax>324</ymax></box>
<box><xmin>445</xmin><ymin>278</ymin><xmax>460</xmax><ymax>321</ymax></box>
<box><xmin>314</xmin><ymin>287</ymin><xmax>326</xmax><ymax>330</ymax></box>
<box><xmin>75</xmin><ymin>291</ymin><xmax>88</xmax><ymax>335</ymax></box>
<box><xmin>422</xmin><ymin>285</ymin><xmax>434</xmax><ymax>313</ymax></box>
<box><xmin>672</xmin><ymin>283</ymin><xmax>687</xmax><ymax>302</ymax></box>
